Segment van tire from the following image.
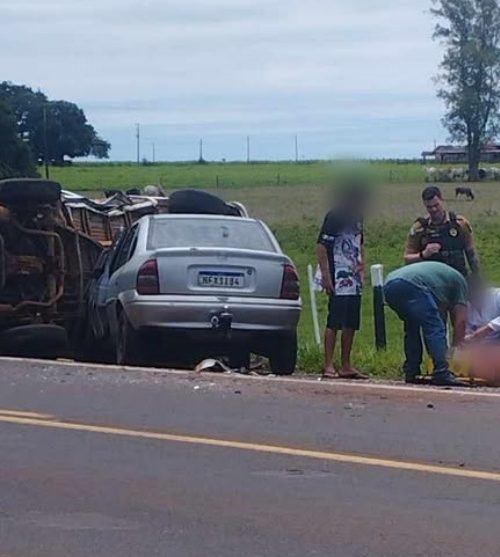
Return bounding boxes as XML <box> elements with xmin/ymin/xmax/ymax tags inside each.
<box><xmin>0</xmin><ymin>324</ymin><xmax>68</xmax><ymax>360</ymax></box>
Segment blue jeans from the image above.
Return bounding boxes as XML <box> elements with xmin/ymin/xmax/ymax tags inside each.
<box><xmin>384</xmin><ymin>279</ymin><xmax>449</xmax><ymax>376</ymax></box>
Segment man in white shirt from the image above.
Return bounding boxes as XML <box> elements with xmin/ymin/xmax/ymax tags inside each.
<box><xmin>465</xmin><ymin>285</ymin><xmax>500</xmax><ymax>342</ymax></box>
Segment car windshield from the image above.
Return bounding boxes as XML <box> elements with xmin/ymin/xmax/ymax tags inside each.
<box><xmin>149</xmin><ymin>218</ymin><xmax>276</xmax><ymax>252</ymax></box>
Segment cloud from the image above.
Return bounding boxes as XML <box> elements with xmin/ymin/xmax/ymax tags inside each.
<box><xmin>0</xmin><ymin>0</ymin><xmax>445</xmax><ymax>160</ymax></box>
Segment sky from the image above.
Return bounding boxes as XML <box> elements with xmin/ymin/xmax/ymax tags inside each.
<box><xmin>1</xmin><ymin>0</ymin><xmax>447</xmax><ymax>161</ymax></box>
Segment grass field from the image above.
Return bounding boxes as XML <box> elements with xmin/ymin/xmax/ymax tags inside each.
<box><xmin>48</xmin><ymin>162</ymin><xmax>500</xmax><ymax>378</ymax></box>
<box><xmin>48</xmin><ymin>160</ymin><xmax>434</xmax><ymax>191</ymax></box>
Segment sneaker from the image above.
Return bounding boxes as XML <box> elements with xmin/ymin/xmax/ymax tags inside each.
<box><xmin>432</xmin><ymin>371</ymin><xmax>467</xmax><ymax>387</ymax></box>
<box><xmin>404</xmin><ymin>371</ymin><xmax>423</xmax><ymax>384</ymax></box>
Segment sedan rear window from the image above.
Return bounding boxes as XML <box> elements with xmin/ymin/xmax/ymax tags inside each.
<box><xmin>149</xmin><ymin>218</ymin><xmax>276</xmax><ymax>252</ymax></box>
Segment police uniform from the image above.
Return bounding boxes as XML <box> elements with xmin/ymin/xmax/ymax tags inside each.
<box><xmin>405</xmin><ymin>212</ymin><xmax>473</xmax><ymax>276</ymax></box>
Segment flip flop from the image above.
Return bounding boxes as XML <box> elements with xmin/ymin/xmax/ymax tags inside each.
<box><xmin>338</xmin><ymin>369</ymin><xmax>369</xmax><ymax>380</ymax></box>
<box><xmin>322</xmin><ymin>369</ymin><xmax>338</xmax><ymax>380</ymax></box>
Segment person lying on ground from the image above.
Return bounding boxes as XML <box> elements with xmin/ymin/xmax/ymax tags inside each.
<box><xmin>317</xmin><ymin>184</ymin><xmax>369</xmax><ymax>380</ymax></box>
<box><xmin>384</xmin><ymin>261</ymin><xmax>468</xmax><ymax>387</ymax></box>
<box><xmin>457</xmin><ymin>343</ymin><xmax>500</xmax><ymax>387</ymax></box>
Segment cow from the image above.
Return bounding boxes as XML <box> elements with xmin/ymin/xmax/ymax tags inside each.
<box><xmin>450</xmin><ymin>167</ymin><xmax>468</xmax><ymax>181</ymax></box>
<box><xmin>455</xmin><ymin>186</ymin><xmax>475</xmax><ymax>200</ymax></box>
<box><xmin>425</xmin><ymin>167</ymin><xmax>438</xmax><ymax>182</ymax></box>
<box><xmin>482</xmin><ymin>167</ymin><xmax>500</xmax><ymax>181</ymax></box>
<box><xmin>492</xmin><ymin>168</ymin><xmax>500</xmax><ymax>179</ymax></box>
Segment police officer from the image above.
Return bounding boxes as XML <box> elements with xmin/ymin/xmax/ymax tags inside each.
<box><xmin>404</xmin><ymin>186</ymin><xmax>480</xmax><ymax>276</ymax></box>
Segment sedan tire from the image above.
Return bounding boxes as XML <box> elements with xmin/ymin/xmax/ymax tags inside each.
<box><xmin>116</xmin><ymin>311</ymin><xmax>143</xmax><ymax>366</ymax></box>
<box><xmin>269</xmin><ymin>332</ymin><xmax>297</xmax><ymax>376</ymax></box>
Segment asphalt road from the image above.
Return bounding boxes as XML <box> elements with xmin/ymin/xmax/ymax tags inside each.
<box><xmin>0</xmin><ymin>359</ymin><xmax>499</xmax><ymax>557</ymax></box>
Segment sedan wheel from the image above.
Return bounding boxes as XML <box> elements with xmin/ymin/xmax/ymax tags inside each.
<box><xmin>116</xmin><ymin>311</ymin><xmax>143</xmax><ymax>366</ymax></box>
<box><xmin>269</xmin><ymin>332</ymin><xmax>297</xmax><ymax>376</ymax></box>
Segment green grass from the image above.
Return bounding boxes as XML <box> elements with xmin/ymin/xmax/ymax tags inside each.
<box><xmin>47</xmin><ymin>160</ymin><xmax>436</xmax><ymax>192</ymax></box>
<box><xmin>47</xmin><ymin>161</ymin><xmax>500</xmax><ymax>377</ymax></box>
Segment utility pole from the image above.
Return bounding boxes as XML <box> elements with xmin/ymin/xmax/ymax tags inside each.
<box><xmin>152</xmin><ymin>142</ymin><xmax>156</xmax><ymax>164</ymax></box>
<box><xmin>43</xmin><ymin>104</ymin><xmax>50</xmax><ymax>179</ymax></box>
<box><xmin>198</xmin><ymin>138</ymin><xmax>204</xmax><ymax>162</ymax></box>
<box><xmin>294</xmin><ymin>134</ymin><xmax>299</xmax><ymax>163</ymax></box>
<box><xmin>246</xmin><ymin>135</ymin><xmax>250</xmax><ymax>163</ymax></box>
<box><xmin>135</xmin><ymin>123</ymin><xmax>140</xmax><ymax>165</ymax></box>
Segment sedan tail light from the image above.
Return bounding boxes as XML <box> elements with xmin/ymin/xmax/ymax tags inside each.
<box><xmin>280</xmin><ymin>264</ymin><xmax>300</xmax><ymax>300</ymax></box>
<box><xmin>137</xmin><ymin>259</ymin><xmax>160</xmax><ymax>295</ymax></box>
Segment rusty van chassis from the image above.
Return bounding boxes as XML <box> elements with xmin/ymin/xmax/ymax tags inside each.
<box><xmin>0</xmin><ymin>179</ymin><xmax>162</xmax><ymax>358</ymax></box>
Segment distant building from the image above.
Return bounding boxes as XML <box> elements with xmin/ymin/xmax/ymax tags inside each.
<box><xmin>422</xmin><ymin>143</ymin><xmax>500</xmax><ymax>163</ymax></box>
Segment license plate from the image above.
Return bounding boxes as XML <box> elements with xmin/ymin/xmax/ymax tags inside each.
<box><xmin>198</xmin><ymin>272</ymin><xmax>244</xmax><ymax>288</ymax></box>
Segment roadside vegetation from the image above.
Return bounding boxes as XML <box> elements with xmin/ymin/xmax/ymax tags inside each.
<box><xmin>48</xmin><ymin>160</ymin><xmax>445</xmax><ymax>192</ymax></box>
<box><xmin>47</xmin><ymin>162</ymin><xmax>500</xmax><ymax>377</ymax></box>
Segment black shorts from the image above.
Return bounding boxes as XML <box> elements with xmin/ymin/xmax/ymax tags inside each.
<box><xmin>327</xmin><ymin>295</ymin><xmax>362</xmax><ymax>331</ymax></box>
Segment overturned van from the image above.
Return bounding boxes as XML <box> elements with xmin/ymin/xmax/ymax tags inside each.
<box><xmin>0</xmin><ymin>179</ymin><xmax>165</xmax><ymax>358</ymax></box>
<box><xmin>0</xmin><ymin>179</ymin><xmax>100</xmax><ymax>358</ymax></box>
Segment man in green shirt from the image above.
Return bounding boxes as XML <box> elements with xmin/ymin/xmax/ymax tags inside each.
<box><xmin>384</xmin><ymin>261</ymin><xmax>468</xmax><ymax>386</ymax></box>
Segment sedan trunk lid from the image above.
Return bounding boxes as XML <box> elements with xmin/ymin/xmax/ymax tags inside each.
<box><xmin>151</xmin><ymin>247</ymin><xmax>290</xmax><ymax>298</ymax></box>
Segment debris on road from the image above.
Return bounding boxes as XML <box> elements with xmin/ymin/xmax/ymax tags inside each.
<box><xmin>195</xmin><ymin>359</ymin><xmax>232</xmax><ymax>374</ymax></box>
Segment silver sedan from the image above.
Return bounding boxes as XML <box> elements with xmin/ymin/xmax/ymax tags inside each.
<box><xmin>83</xmin><ymin>214</ymin><xmax>302</xmax><ymax>374</ymax></box>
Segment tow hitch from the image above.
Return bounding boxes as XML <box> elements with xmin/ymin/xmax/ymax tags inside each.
<box><xmin>210</xmin><ymin>307</ymin><xmax>233</xmax><ymax>333</ymax></box>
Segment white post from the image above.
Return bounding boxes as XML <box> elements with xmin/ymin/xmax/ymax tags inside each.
<box><xmin>307</xmin><ymin>264</ymin><xmax>321</xmax><ymax>346</ymax></box>
<box><xmin>370</xmin><ymin>264</ymin><xmax>384</xmax><ymax>287</ymax></box>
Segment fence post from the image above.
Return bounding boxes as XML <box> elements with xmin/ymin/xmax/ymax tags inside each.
<box><xmin>307</xmin><ymin>264</ymin><xmax>322</xmax><ymax>346</ymax></box>
<box><xmin>370</xmin><ymin>264</ymin><xmax>387</xmax><ymax>350</ymax></box>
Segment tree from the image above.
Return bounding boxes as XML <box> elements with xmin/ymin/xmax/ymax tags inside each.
<box><xmin>0</xmin><ymin>82</ymin><xmax>110</xmax><ymax>164</ymax></box>
<box><xmin>0</xmin><ymin>82</ymin><xmax>47</xmax><ymax>143</ymax></box>
<box><xmin>90</xmin><ymin>136</ymin><xmax>111</xmax><ymax>159</ymax></box>
<box><xmin>0</xmin><ymin>101</ymin><xmax>36</xmax><ymax>179</ymax></box>
<box><xmin>36</xmin><ymin>100</ymin><xmax>100</xmax><ymax>164</ymax></box>
<box><xmin>432</xmin><ymin>0</ymin><xmax>500</xmax><ymax>181</ymax></box>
